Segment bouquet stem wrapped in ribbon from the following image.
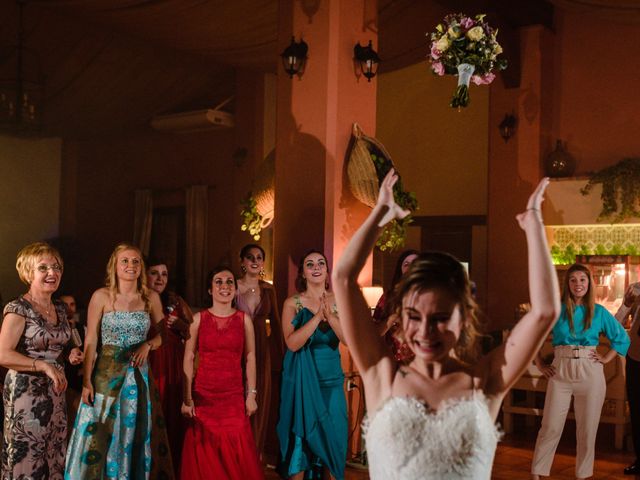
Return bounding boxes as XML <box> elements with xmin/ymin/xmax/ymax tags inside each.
<box><xmin>452</xmin><ymin>63</ymin><xmax>475</xmax><ymax>108</ymax></box>
<box><xmin>428</xmin><ymin>13</ymin><xmax>507</xmax><ymax>109</ymax></box>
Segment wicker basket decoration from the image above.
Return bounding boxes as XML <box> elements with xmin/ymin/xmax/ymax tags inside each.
<box><xmin>254</xmin><ymin>187</ymin><xmax>274</xmax><ymax>229</ymax></box>
<box><xmin>347</xmin><ymin>123</ymin><xmax>384</xmax><ymax>207</ymax></box>
<box><xmin>346</xmin><ymin>123</ymin><xmax>418</xmax><ymax>252</ymax></box>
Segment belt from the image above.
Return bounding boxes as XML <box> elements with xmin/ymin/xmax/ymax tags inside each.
<box><xmin>554</xmin><ymin>345</ymin><xmax>595</xmax><ymax>359</ymax></box>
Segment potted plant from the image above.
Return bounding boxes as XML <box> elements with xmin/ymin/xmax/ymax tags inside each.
<box><xmin>580</xmin><ymin>158</ymin><xmax>640</xmax><ymax>222</ymax></box>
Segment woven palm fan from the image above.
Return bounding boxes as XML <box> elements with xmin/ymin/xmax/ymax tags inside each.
<box><xmin>347</xmin><ymin>123</ymin><xmax>396</xmax><ymax>208</ymax></box>
<box><xmin>253</xmin><ymin>150</ymin><xmax>275</xmax><ymax>228</ymax></box>
<box><xmin>255</xmin><ymin>187</ymin><xmax>274</xmax><ymax>228</ymax></box>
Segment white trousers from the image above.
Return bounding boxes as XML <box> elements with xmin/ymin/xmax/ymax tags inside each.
<box><xmin>531</xmin><ymin>345</ymin><xmax>606</xmax><ymax>478</ymax></box>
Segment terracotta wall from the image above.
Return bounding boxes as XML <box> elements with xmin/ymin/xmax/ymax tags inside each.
<box><xmin>376</xmin><ymin>62</ymin><xmax>489</xmax><ymax>216</ymax></box>
<box><xmin>551</xmin><ymin>9</ymin><xmax>640</xmax><ymax>172</ymax></box>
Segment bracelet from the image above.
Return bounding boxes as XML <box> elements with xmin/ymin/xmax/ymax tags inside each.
<box><xmin>247</xmin><ymin>388</ymin><xmax>257</xmax><ymax>395</ymax></box>
<box><xmin>183</xmin><ymin>398</ymin><xmax>193</xmax><ymax>406</ymax></box>
<box><xmin>31</xmin><ymin>358</ymin><xmax>37</xmax><ymax>372</ymax></box>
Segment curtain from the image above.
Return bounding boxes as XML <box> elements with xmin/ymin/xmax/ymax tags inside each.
<box><xmin>133</xmin><ymin>189</ymin><xmax>153</xmax><ymax>256</ymax></box>
<box><xmin>185</xmin><ymin>185</ymin><xmax>208</xmax><ymax>307</ymax></box>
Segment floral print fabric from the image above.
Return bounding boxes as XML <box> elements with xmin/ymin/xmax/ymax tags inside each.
<box><xmin>64</xmin><ymin>311</ymin><xmax>173</xmax><ymax>479</ymax></box>
<box><xmin>2</xmin><ymin>297</ymin><xmax>71</xmax><ymax>480</ymax></box>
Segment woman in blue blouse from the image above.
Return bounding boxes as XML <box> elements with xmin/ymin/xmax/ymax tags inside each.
<box><xmin>531</xmin><ymin>263</ymin><xmax>630</xmax><ymax>479</ymax></box>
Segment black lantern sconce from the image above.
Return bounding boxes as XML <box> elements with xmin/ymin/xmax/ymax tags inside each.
<box><xmin>281</xmin><ymin>36</ymin><xmax>308</xmax><ymax>79</ymax></box>
<box><xmin>353</xmin><ymin>40</ymin><xmax>380</xmax><ymax>82</ymax></box>
<box><xmin>498</xmin><ymin>113</ymin><xmax>518</xmax><ymax>142</ymax></box>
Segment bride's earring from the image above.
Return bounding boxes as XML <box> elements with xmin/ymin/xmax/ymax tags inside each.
<box><xmin>241</xmin><ymin>265</ymin><xmax>246</xmax><ymax>273</ymax></box>
<box><xmin>259</xmin><ymin>268</ymin><xmax>265</xmax><ymax>277</ymax></box>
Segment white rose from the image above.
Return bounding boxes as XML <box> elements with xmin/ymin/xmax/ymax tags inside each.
<box><xmin>466</xmin><ymin>26</ymin><xmax>484</xmax><ymax>42</ymax></box>
<box><xmin>435</xmin><ymin>36</ymin><xmax>450</xmax><ymax>52</ymax></box>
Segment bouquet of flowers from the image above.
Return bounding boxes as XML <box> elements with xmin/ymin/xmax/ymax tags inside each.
<box><xmin>428</xmin><ymin>13</ymin><xmax>507</xmax><ymax>108</ymax></box>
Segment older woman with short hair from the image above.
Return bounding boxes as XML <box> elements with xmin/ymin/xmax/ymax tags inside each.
<box><xmin>0</xmin><ymin>242</ymin><xmax>82</xmax><ymax>479</ymax></box>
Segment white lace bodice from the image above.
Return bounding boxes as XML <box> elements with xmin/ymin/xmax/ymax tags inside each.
<box><xmin>363</xmin><ymin>394</ymin><xmax>501</xmax><ymax>480</ymax></box>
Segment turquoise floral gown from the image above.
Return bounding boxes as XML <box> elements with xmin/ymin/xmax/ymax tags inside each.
<box><xmin>276</xmin><ymin>296</ymin><xmax>347</xmax><ymax>480</ymax></box>
<box><xmin>64</xmin><ymin>311</ymin><xmax>173</xmax><ymax>479</ymax></box>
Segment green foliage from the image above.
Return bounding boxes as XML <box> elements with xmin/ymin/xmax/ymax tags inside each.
<box><xmin>551</xmin><ymin>243</ymin><xmax>639</xmax><ymax>265</ymax></box>
<box><xmin>240</xmin><ymin>193</ymin><xmax>262</xmax><ymax>241</ymax></box>
<box><xmin>580</xmin><ymin>158</ymin><xmax>640</xmax><ymax>222</ymax></box>
<box><xmin>370</xmin><ymin>152</ymin><xmax>419</xmax><ymax>252</ymax></box>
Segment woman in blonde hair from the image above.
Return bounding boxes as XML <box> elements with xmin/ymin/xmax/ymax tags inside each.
<box><xmin>333</xmin><ymin>171</ymin><xmax>561</xmax><ymax>479</ymax></box>
<box><xmin>65</xmin><ymin>243</ymin><xmax>174</xmax><ymax>479</ymax></box>
<box><xmin>531</xmin><ymin>263</ymin><xmax>629</xmax><ymax>479</ymax></box>
<box><xmin>0</xmin><ymin>242</ymin><xmax>82</xmax><ymax>479</ymax></box>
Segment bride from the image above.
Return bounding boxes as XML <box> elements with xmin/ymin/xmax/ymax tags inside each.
<box><xmin>332</xmin><ymin>170</ymin><xmax>560</xmax><ymax>479</ymax></box>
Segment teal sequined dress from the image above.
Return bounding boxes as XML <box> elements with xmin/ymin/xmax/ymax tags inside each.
<box><xmin>64</xmin><ymin>311</ymin><xmax>173</xmax><ymax>479</ymax></box>
<box><xmin>276</xmin><ymin>297</ymin><xmax>347</xmax><ymax>480</ymax></box>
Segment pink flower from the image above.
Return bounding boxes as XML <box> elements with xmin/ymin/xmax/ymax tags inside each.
<box><xmin>432</xmin><ymin>62</ymin><xmax>445</xmax><ymax>76</ymax></box>
<box><xmin>430</xmin><ymin>43</ymin><xmax>441</xmax><ymax>60</ymax></box>
<box><xmin>461</xmin><ymin>17</ymin><xmax>474</xmax><ymax>29</ymax></box>
<box><xmin>471</xmin><ymin>72</ymin><xmax>496</xmax><ymax>85</ymax></box>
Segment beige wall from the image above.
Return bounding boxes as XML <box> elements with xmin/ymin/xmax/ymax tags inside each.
<box><xmin>376</xmin><ymin>61</ymin><xmax>489</xmax><ymax>216</ymax></box>
<box><xmin>0</xmin><ymin>135</ymin><xmax>62</xmax><ymax>302</ymax></box>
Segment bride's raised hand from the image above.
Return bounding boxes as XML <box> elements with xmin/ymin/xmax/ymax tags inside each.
<box><xmin>377</xmin><ymin>168</ymin><xmax>410</xmax><ymax>227</ymax></box>
<box><xmin>516</xmin><ymin>177</ymin><xmax>549</xmax><ymax>230</ymax></box>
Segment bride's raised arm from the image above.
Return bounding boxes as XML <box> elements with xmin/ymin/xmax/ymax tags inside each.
<box><xmin>333</xmin><ymin>170</ymin><xmax>409</xmax><ymax>404</ymax></box>
<box><xmin>484</xmin><ymin>178</ymin><xmax>561</xmax><ymax>398</ymax></box>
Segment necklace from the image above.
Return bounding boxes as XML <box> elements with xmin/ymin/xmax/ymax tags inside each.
<box><xmin>26</xmin><ymin>293</ymin><xmax>53</xmax><ymax>317</ymax></box>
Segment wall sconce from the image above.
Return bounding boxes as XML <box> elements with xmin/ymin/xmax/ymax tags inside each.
<box><xmin>353</xmin><ymin>40</ymin><xmax>380</xmax><ymax>82</ymax></box>
<box><xmin>498</xmin><ymin>113</ymin><xmax>517</xmax><ymax>142</ymax></box>
<box><xmin>281</xmin><ymin>36</ymin><xmax>308</xmax><ymax>79</ymax></box>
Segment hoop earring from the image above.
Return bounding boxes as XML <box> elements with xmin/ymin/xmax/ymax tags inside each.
<box><xmin>325</xmin><ymin>280</ymin><xmax>330</xmax><ymax>290</ymax></box>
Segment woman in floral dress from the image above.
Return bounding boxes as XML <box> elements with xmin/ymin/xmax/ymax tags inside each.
<box><xmin>0</xmin><ymin>242</ymin><xmax>82</xmax><ymax>479</ymax></box>
<box><xmin>65</xmin><ymin>243</ymin><xmax>173</xmax><ymax>479</ymax></box>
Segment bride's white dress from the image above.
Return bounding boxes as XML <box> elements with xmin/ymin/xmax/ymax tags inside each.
<box><xmin>363</xmin><ymin>394</ymin><xmax>501</xmax><ymax>479</ymax></box>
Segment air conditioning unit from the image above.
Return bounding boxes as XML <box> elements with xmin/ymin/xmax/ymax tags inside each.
<box><xmin>150</xmin><ymin>97</ymin><xmax>235</xmax><ymax>133</ymax></box>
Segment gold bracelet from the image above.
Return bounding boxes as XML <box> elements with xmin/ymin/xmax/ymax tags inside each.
<box><xmin>184</xmin><ymin>398</ymin><xmax>193</xmax><ymax>406</ymax></box>
<box><xmin>31</xmin><ymin>359</ymin><xmax>37</xmax><ymax>372</ymax></box>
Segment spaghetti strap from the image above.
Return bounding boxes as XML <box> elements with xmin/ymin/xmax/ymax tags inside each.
<box><xmin>294</xmin><ymin>295</ymin><xmax>303</xmax><ymax>313</ymax></box>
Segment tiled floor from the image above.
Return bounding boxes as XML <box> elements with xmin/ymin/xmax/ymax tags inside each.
<box><xmin>265</xmin><ymin>420</ymin><xmax>637</xmax><ymax>479</ymax></box>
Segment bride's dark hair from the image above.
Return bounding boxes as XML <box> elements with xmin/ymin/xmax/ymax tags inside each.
<box><xmin>389</xmin><ymin>251</ymin><xmax>481</xmax><ymax>364</ymax></box>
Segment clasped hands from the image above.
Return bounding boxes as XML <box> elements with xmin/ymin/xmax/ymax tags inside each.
<box><xmin>314</xmin><ymin>293</ymin><xmax>334</xmax><ymax>325</ymax></box>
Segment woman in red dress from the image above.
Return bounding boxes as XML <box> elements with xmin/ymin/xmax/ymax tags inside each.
<box><xmin>181</xmin><ymin>266</ymin><xmax>264</xmax><ymax>480</ymax></box>
<box><xmin>146</xmin><ymin>259</ymin><xmax>193</xmax><ymax>477</ymax></box>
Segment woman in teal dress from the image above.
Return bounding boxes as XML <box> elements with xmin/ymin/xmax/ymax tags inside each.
<box><xmin>65</xmin><ymin>243</ymin><xmax>173</xmax><ymax>479</ymax></box>
<box><xmin>277</xmin><ymin>250</ymin><xmax>347</xmax><ymax>480</ymax></box>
